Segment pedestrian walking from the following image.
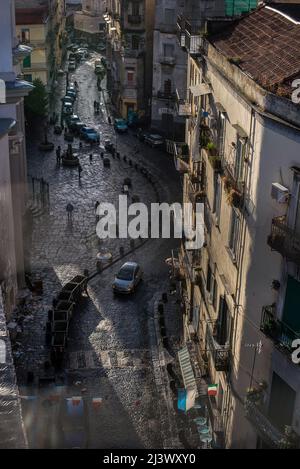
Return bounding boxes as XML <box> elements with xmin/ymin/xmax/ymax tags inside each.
<box><xmin>66</xmin><ymin>203</ymin><xmax>74</xmax><ymax>221</ymax></box>
<box><xmin>94</xmin><ymin>201</ymin><xmax>100</xmax><ymax>213</ymax></box>
<box><xmin>78</xmin><ymin>164</ymin><xmax>83</xmax><ymax>179</ymax></box>
<box><xmin>56</xmin><ymin>146</ymin><xmax>61</xmax><ymax>164</ymax></box>
<box><xmin>89</xmin><ymin>153</ymin><xmax>93</xmax><ymax>164</ymax></box>
<box><xmin>79</xmin><ymin>141</ymin><xmax>83</xmax><ymax>150</ymax></box>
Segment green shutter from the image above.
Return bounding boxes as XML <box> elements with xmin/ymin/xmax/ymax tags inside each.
<box><xmin>282</xmin><ymin>276</ymin><xmax>300</xmax><ymax>332</ymax></box>
<box><xmin>23</xmin><ymin>55</ymin><xmax>31</xmax><ymax>68</ymax></box>
<box><xmin>225</xmin><ymin>0</ymin><xmax>257</xmax><ymax>16</ymax></box>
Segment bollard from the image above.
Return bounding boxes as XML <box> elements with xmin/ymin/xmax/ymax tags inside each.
<box><xmin>119</xmin><ymin>246</ymin><xmax>125</xmax><ymax>256</ymax></box>
<box><xmin>130</xmin><ymin>239</ymin><xmax>135</xmax><ymax>249</ymax></box>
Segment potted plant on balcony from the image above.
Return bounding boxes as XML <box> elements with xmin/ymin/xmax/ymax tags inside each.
<box><xmin>227</xmin><ymin>188</ymin><xmax>243</xmax><ymax>208</ymax></box>
<box><xmin>279</xmin><ymin>426</ymin><xmax>299</xmax><ymax>449</ymax></box>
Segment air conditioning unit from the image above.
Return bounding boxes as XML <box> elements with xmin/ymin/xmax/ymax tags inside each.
<box><xmin>271</xmin><ymin>182</ymin><xmax>289</xmax><ymax>203</ymax></box>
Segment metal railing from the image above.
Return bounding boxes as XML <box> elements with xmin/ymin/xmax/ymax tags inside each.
<box><xmin>260</xmin><ymin>304</ymin><xmax>300</xmax><ymax>356</ymax></box>
<box><xmin>244</xmin><ymin>396</ymin><xmax>284</xmax><ymax>448</ymax></box>
<box><xmin>268</xmin><ymin>216</ymin><xmax>300</xmax><ymax>264</ymax></box>
<box><xmin>128</xmin><ymin>14</ymin><xmax>142</xmax><ymax>24</ymax></box>
<box><xmin>159</xmin><ymin>55</ymin><xmax>176</xmax><ymax>66</ymax></box>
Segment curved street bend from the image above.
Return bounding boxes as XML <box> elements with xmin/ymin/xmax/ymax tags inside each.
<box><xmin>14</xmin><ymin>52</ymin><xmax>182</xmax><ymax>449</ymax></box>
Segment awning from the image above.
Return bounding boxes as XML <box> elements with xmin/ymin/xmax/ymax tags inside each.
<box><xmin>189</xmin><ymin>83</ymin><xmax>211</xmax><ymax>97</ymax></box>
<box><xmin>178</xmin><ymin>345</ymin><xmax>197</xmax><ymax>390</ymax></box>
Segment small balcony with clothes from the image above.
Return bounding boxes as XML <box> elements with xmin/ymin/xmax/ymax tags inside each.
<box><xmin>260</xmin><ymin>303</ymin><xmax>300</xmax><ymax>360</ymax></box>
<box><xmin>267</xmin><ymin>216</ymin><xmax>300</xmax><ymax>265</ymax></box>
<box><xmin>12</xmin><ymin>43</ymin><xmax>33</xmax><ymax>65</ymax></box>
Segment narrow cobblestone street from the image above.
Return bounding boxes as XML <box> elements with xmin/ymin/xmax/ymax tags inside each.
<box><xmin>14</xmin><ymin>52</ymin><xmax>182</xmax><ymax>448</ymax></box>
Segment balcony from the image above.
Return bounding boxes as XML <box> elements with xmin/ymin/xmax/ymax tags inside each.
<box><xmin>207</xmin><ymin>326</ymin><xmax>230</xmax><ymax>372</ymax></box>
<box><xmin>176</xmin><ymin>88</ymin><xmax>191</xmax><ymax>116</ymax></box>
<box><xmin>159</xmin><ymin>55</ymin><xmax>176</xmax><ymax>66</ymax></box>
<box><xmin>128</xmin><ymin>15</ymin><xmax>142</xmax><ymax>24</ymax></box>
<box><xmin>185</xmin><ymin>20</ymin><xmax>204</xmax><ymax>55</ymax></box>
<box><xmin>260</xmin><ymin>304</ymin><xmax>300</xmax><ymax>358</ymax></box>
<box><xmin>268</xmin><ymin>216</ymin><xmax>300</xmax><ymax>265</ymax></box>
<box><xmin>157</xmin><ymin>90</ymin><xmax>176</xmax><ymax>100</ymax></box>
<box><xmin>176</xmin><ymin>15</ymin><xmax>186</xmax><ymax>48</ymax></box>
<box><xmin>244</xmin><ymin>396</ymin><xmax>285</xmax><ymax>448</ymax></box>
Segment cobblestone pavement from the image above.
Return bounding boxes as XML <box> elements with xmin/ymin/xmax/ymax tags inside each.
<box><xmin>14</xmin><ymin>52</ymin><xmax>183</xmax><ymax>448</ymax></box>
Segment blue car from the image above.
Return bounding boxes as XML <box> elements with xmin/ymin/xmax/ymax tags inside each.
<box><xmin>80</xmin><ymin>126</ymin><xmax>100</xmax><ymax>143</ymax></box>
<box><xmin>114</xmin><ymin>118</ymin><xmax>128</xmax><ymax>133</ymax></box>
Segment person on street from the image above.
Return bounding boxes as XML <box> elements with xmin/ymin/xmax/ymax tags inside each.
<box><xmin>56</xmin><ymin>148</ymin><xmax>61</xmax><ymax>165</ymax></box>
<box><xmin>78</xmin><ymin>164</ymin><xmax>83</xmax><ymax>179</ymax></box>
<box><xmin>89</xmin><ymin>153</ymin><xmax>93</xmax><ymax>164</ymax></box>
<box><xmin>94</xmin><ymin>201</ymin><xmax>100</xmax><ymax>213</ymax></box>
<box><xmin>66</xmin><ymin>203</ymin><xmax>74</xmax><ymax>221</ymax></box>
<box><xmin>79</xmin><ymin>141</ymin><xmax>83</xmax><ymax>150</ymax></box>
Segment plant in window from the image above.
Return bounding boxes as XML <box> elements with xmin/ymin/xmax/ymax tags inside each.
<box><xmin>279</xmin><ymin>426</ymin><xmax>299</xmax><ymax>449</ymax></box>
<box><xmin>206</xmin><ymin>141</ymin><xmax>218</xmax><ymax>156</ymax></box>
<box><xmin>227</xmin><ymin>188</ymin><xmax>243</xmax><ymax>208</ymax></box>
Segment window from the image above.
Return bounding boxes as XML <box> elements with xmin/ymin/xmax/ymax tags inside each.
<box><xmin>132</xmin><ymin>35</ymin><xmax>139</xmax><ymax>50</ymax></box>
<box><xmin>228</xmin><ymin>208</ymin><xmax>240</xmax><ymax>260</ymax></box>
<box><xmin>164</xmin><ymin>79</ymin><xmax>172</xmax><ymax>95</ymax></box>
<box><xmin>132</xmin><ymin>2</ymin><xmax>140</xmax><ymax>16</ymax></box>
<box><xmin>235</xmin><ymin>137</ymin><xmax>245</xmax><ymax>182</ymax></box>
<box><xmin>215</xmin><ymin>296</ymin><xmax>231</xmax><ymax>346</ymax></box>
<box><xmin>21</xmin><ymin>28</ymin><xmax>30</xmax><ymax>43</ymax></box>
<box><xmin>163</xmin><ymin>44</ymin><xmax>174</xmax><ymax>58</ymax></box>
<box><xmin>218</xmin><ymin>112</ymin><xmax>226</xmax><ymax>156</ymax></box>
<box><xmin>23</xmin><ymin>74</ymin><xmax>32</xmax><ymax>82</ymax></box>
<box><xmin>213</xmin><ymin>173</ymin><xmax>222</xmax><ymax>224</ymax></box>
<box><xmin>127</xmin><ymin>71</ymin><xmax>134</xmax><ymax>83</ymax></box>
<box><xmin>206</xmin><ymin>262</ymin><xmax>212</xmax><ymax>292</ymax></box>
<box><xmin>164</xmin><ymin>8</ymin><xmax>175</xmax><ymax>24</ymax></box>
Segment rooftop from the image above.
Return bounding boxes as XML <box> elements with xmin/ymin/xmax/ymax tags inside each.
<box><xmin>209</xmin><ymin>4</ymin><xmax>300</xmax><ymax>97</ymax></box>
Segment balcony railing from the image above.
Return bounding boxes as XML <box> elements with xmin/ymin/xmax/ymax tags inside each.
<box><xmin>207</xmin><ymin>326</ymin><xmax>230</xmax><ymax>372</ymax></box>
<box><xmin>244</xmin><ymin>396</ymin><xmax>285</xmax><ymax>448</ymax></box>
<box><xmin>128</xmin><ymin>14</ymin><xmax>142</xmax><ymax>24</ymax></box>
<box><xmin>260</xmin><ymin>304</ymin><xmax>300</xmax><ymax>357</ymax></box>
<box><xmin>157</xmin><ymin>90</ymin><xmax>176</xmax><ymax>100</ymax></box>
<box><xmin>165</xmin><ymin>141</ymin><xmax>190</xmax><ymax>172</ymax></box>
<box><xmin>176</xmin><ymin>88</ymin><xmax>191</xmax><ymax>116</ymax></box>
<box><xmin>176</xmin><ymin>15</ymin><xmax>186</xmax><ymax>47</ymax></box>
<box><xmin>159</xmin><ymin>55</ymin><xmax>176</xmax><ymax>66</ymax></box>
<box><xmin>268</xmin><ymin>216</ymin><xmax>300</xmax><ymax>265</ymax></box>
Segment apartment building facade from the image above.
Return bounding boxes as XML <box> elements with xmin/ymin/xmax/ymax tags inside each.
<box><xmin>0</xmin><ymin>0</ymin><xmax>33</xmax><ymax>448</ymax></box>
<box><xmin>74</xmin><ymin>0</ymin><xmax>107</xmax><ymax>45</ymax></box>
<box><xmin>15</xmin><ymin>0</ymin><xmax>67</xmax><ymax>88</ymax></box>
<box><xmin>175</xmin><ymin>3</ymin><xmax>300</xmax><ymax>449</ymax></box>
<box><xmin>105</xmin><ymin>0</ymin><xmax>155</xmax><ymax>120</ymax></box>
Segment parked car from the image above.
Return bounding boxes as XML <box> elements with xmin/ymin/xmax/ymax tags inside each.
<box><xmin>62</xmin><ymin>102</ymin><xmax>73</xmax><ymax>115</ymax></box>
<box><xmin>114</xmin><ymin>118</ymin><xmax>128</xmax><ymax>133</ymax></box>
<box><xmin>112</xmin><ymin>262</ymin><xmax>143</xmax><ymax>294</ymax></box>
<box><xmin>66</xmin><ymin>90</ymin><xmax>76</xmax><ymax>101</ymax></box>
<box><xmin>68</xmin><ymin>61</ymin><xmax>76</xmax><ymax>72</ymax></box>
<box><xmin>68</xmin><ymin>53</ymin><xmax>76</xmax><ymax>61</ymax></box>
<box><xmin>80</xmin><ymin>126</ymin><xmax>100</xmax><ymax>143</ymax></box>
<box><xmin>68</xmin><ymin>115</ymin><xmax>84</xmax><ymax>132</ymax></box>
<box><xmin>66</xmin><ymin>114</ymin><xmax>80</xmax><ymax>125</ymax></box>
<box><xmin>144</xmin><ymin>133</ymin><xmax>164</xmax><ymax>148</ymax></box>
<box><xmin>61</xmin><ymin>95</ymin><xmax>74</xmax><ymax>105</ymax></box>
